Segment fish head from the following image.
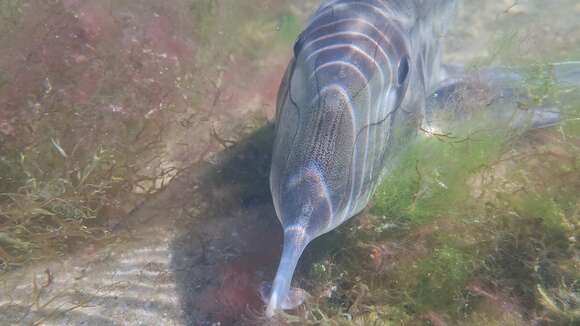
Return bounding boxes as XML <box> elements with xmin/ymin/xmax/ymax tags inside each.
<box><xmin>270</xmin><ymin>34</ymin><xmax>412</xmax><ymax>237</ymax></box>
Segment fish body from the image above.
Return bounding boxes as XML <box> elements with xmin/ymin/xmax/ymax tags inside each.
<box><xmin>424</xmin><ymin>61</ymin><xmax>580</xmax><ymax>134</ymax></box>
<box><xmin>267</xmin><ymin>0</ymin><xmax>457</xmax><ymax>316</ymax></box>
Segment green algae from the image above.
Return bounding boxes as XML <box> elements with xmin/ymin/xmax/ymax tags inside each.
<box><xmin>414</xmin><ymin>245</ymin><xmax>476</xmax><ymax>308</ymax></box>
<box><xmin>275</xmin><ymin>14</ymin><xmax>302</xmax><ymax>44</ymax></box>
<box><xmin>191</xmin><ymin>0</ymin><xmax>301</xmax><ymax>66</ymax></box>
<box><xmin>289</xmin><ymin>54</ymin><xmax>579</xmax><ymax>324</ymax></box>
<box><xmin>0</xmin><ymin>0</ymin><xmax>578</xmax><ymax>324</ymax></box>
<box><xmin>372</xmin><ymin>126</ymin><xmax>507</xmax><ymax>225</ymax></box>
<box><xmin>290</xmin><ymin>142</ymin><xmax>578</xmax><ymax>324</ymax></box>
<box><xmin>0</xmin><ymin>0</ymin><xmax>22</xmax><ymax>37</ymax></box>
<box><xmin>0</xmin><ymin>0</ymin><xmax>300</xmax><ymax>273</ymax></box>
<box><xmin>0</xmin><ymin>137</ymin><xmax>137</xmax><ymax>269</ymax></box>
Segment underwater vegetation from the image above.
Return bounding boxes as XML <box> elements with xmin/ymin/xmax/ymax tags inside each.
<box><xmin>0</xmin><ymin>0</ymin><xmax>195</xmax><ymax>271</ymax></box>
<box><xmin>0</xmin><ymin>0</ymin><xmax>303</xmax><ymax>273</ymax></box>
<box><xmin>0</xmin><ymin>0</ymin><xmax>22</xmax><ymax>37</ymax></box>
<box><xmin>0</xmin><ymin>0</ymin><xmax>578</xmax><ymax>325</ymax></box>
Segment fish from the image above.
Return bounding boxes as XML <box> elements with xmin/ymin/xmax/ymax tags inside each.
<box><xmin>424</xmin><ymin>61</ymin><xmax>580</xmax><ymax>134</ymax></box>
<box><xmin>266</xmin><ymin>0</ymin><xmax>458</xmax><ymax>316</ymax></box>
<box><xmin>266</xmin><ymin>0</ymin><xmax>579</xmax><ymax>316</ymax></box>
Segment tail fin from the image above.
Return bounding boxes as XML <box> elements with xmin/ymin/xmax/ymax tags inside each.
<box><xmin>265</xmin><ymin>227</ymin><xmax>309</xmax><ymax>317</ymax></box>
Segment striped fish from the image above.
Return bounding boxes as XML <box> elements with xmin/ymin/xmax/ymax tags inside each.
<box><xmin>266</xmin><ymin>0</ymin><xmax>457</xmax><ymax>316</ymax></box>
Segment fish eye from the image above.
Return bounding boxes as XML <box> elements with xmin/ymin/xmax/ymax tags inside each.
<box><xmin>397</xmin><ymin>55</ymin><xmax>410</xmax><ymax>86</ymax></box>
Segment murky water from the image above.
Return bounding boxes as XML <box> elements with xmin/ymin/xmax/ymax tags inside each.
<box><xmin>0</xmin><ymin>1</ymin><xmax>578</xmax><ymax>325</ymax></box>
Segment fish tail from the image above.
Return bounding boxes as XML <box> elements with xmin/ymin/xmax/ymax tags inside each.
<box><xmin>266</xmin><ymin>227</ymin><xmax>309</xmax><ymax>317</ymax></box>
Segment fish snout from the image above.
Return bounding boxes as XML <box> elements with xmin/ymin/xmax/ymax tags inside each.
<box><xmin>274</xmin><ymin>161</ymin><xmax>334</xmax><ymax>236</ymax></box>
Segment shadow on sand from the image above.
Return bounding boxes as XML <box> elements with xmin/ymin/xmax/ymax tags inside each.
<box><xmin>123</xmin><ymin>123</ymin><xmax>349</xmax><ymax>325</ymax></box>
<box><xmin>167</xmin><ymin>124</ymin><xmax>281</xmax><ymax>325</ymax></box>
<box><xmin>0</xmin><ymin>125</ymin><xmax>347</xmax><ymax>325</ymax></box>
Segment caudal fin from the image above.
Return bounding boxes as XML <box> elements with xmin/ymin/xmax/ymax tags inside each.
<box><xmin>265</xmin><ymin>227</ymin><xmax>309</xmax><ymax>317</ymax></box>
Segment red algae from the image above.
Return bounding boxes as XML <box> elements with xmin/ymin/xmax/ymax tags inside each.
<box><xmin>144</xmin><ymin>13</ymin><xmax>194</xmax><ymax>62</ymax></box>
<box><xmin>74</xmin><ymin>3</ymin><xmax>117</xmax><ymax>41</ymax></box>
<box><xmin>194</xmin><ymin>224</ymin><xmax>283</xmax><ymax>325</ymax></box>
<box><xmin>197</xmin><ymin>260</ymin><xmax>263</xmax><ymax>324</ymax></box>
<box><xmin>0</xmin><ymin>0</ymin><xmax>197</xmax><ymax>146</ymax></box>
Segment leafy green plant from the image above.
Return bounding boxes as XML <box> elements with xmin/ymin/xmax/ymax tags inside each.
<box><xmin>290</xmin><ymin>55</ymin><xmax>580</xmax><ymax>324</ymax></box>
